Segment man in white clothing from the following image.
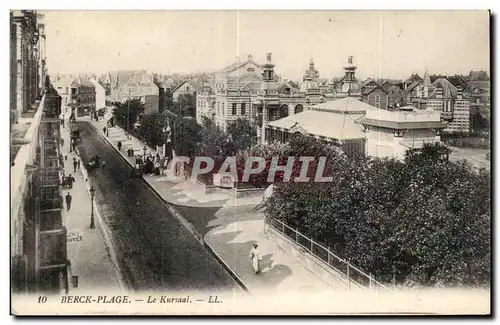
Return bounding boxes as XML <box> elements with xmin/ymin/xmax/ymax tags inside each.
<box><xmin>249</xmin><ymin>243</ymin><xmax>262</xmax><ymax>274</ymax></box>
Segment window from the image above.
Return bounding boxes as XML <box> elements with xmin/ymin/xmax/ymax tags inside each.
<box><xmin>232</xmin><ymin>103</ymin><xmax>237</xmax><ymax>115</ymax></box>
<box><xmin>241</xmin><ymin>103</ymin><xmax>246</xmax><ymax>116</ymax></box>
<box><xmin>186</xmin><ymin>86</ymin><xmax>190</xmax><ymax>91</ymax></box>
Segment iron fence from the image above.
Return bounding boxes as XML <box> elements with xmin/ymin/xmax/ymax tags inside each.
<box><xmin>266</xmin><ymin>217</ymin><xmax>393</xmax><ymax>292</ymax></box>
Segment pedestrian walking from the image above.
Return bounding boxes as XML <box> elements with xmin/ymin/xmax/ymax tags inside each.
<box><xmin>101</xmin><ymin>160</ymin><xmax>106</xmax><ymax>170</ymax></box>
<box><xmin>64</xmin><ymin>155</ymin><xmax>68</xmax><ymax>161</ymax></box>
<box><xmin>60</xmin><ymin>137</ymin><xmax>64</xmax><ymax>148</ymax></box>
<box><xmin>73</xmin><ymin>158</ymin><xmax>77</xmax><ymax>173</ymax></box>
<box><xmin>67</xmin><ymin>174</ymin><xmax>75</xmax><ymax>188</ymax></box>
<box><xmin>65</xmin><ymin>192</ymin><xmax>72</xmax><ymax>211</ymax></box>
<box><xmin>77</xmin><ymin>158</ymin><xmax>81</xmax><ymax>169</ymax></box>
<box><xmin>249</xmin><ymin>243</ymin><xmax>263</xmax><ymax>274</ymax></box>
<box><xmin>72</xmin><ymin>140</ymin><xmax>76</xmax><ymax>153</ymax></box>
<box><xmin>118</xmin><ymin>141</ymin><xmax>122</xmax><ymax>151</ymax></box>
<box><xmin>103</xmin><ymin>127</ymin><xmax>107</xmax><ymax>135</ymax></box>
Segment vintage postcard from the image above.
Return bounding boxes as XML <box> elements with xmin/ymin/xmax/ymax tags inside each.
<box><xmin>10</xmin><ymin>10</ymin><xmax>491</xmax><ymax>316</ymax></box>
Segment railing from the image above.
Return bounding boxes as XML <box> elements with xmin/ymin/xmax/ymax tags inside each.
<box><xmin>266</xmin><ymin>218</ymin><xmax>393</xmax><ymax>293</ymax></box>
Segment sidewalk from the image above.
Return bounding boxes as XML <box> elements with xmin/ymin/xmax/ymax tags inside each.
<box><xmin>88</xmin><ymin>117</ymin><xmax>350</xmax><ymax>295</ymax></box>
<box><xmin>204</xmin><ymin>219</ymin><xmax>350</xmax><ymax>295</ymax></box>
<box><xmin>60</xmin><ymin>117</ymin><xmax>123</xmax><ymax>293</ymax></box>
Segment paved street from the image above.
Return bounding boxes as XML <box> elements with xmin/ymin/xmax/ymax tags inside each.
<box><xmin>449</xmin><ymin>146</ymin><xmax>490</xmax><ymax>171</ymax></box>
<box><xmin>75</xmin><ymin>121</ymin><xmax>241</xmax><ymax>293</ymax></box>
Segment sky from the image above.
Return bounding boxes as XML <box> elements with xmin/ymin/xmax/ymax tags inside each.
<box><xmin>42</xmin><ymin>10</ymin><xmax>490</xmax><ymax>81</ymax></box>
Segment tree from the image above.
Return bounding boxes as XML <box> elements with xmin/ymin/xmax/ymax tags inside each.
<box><xmin>170</xmin><ymin>93</ymin><xmax>196</xmax><ymax>118</ymax></box>
<box><xmin>172</xmin><ymin>117</ymin><xmax>202</xmax><ymax>157</ymax></box>
<box><xmin>112</xmin><ymin>99</ymin><xmax>143</xmax><ymax>130</ymax></box>
<box><xmin>226</xmin><ymin>118</ymin><xmax>258</xmax><ymax>152</ymax></box>
<box><xmin>177</xmin><ymin>93</ymin><xmax>197</xmax><ymax>118</ymax></box>
<box><xmin>198</xmin><ymin>116</ymin><xmax>228</xmax><ymax>156</ymax></box>
<box><xmin>138</xmin><ymin>113</ymin><xmax>168</xmax><ymax>148</ymax></box>
<box><xmin>264</xmin><ymin>142</ymin><xmax>491</xmax><ymax>287</ymax></box>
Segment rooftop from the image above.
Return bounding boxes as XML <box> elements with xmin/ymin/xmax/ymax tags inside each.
<box><xmin>266</xmin><ymin>109</ymin><xmax>366</xmax><ymax>140</ymax></box>
<box><xmin>310</xmin><ymin>97</ymin><xmax>379</xmax><ymax>114</ymax></box>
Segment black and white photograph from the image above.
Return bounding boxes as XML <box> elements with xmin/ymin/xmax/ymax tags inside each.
<box><xmin>9</xmin><ymin>9</ymin><xmax>491</xmax><ymax>315</ymax></box>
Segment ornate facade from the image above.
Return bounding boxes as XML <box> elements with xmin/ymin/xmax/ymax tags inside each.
<box><xmin>196</xmin><ymin>54</ymin><xmax>334</xmax><ymax>141</ymax></box>
<box><xmin>10</xmin><ymin>10</ymin><xmax>46</xmax><ymax>124</ymax></box>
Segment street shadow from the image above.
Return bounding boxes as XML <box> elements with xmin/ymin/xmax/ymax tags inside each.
<box><xmin>175</xmin><ymin>205</ymin><xmax>265</xmax><ymax>237</ymax></box>
<box><xmin>208</xmin><ymin>231</ymin><xmax>292</xmax><ymax>290</ymax></box>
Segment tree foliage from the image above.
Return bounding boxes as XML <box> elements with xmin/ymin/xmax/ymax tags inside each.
<box><xmin>265</xmin><ymin>141</ymin><xmax>491</xmax><ymax>288</ymax></box>
<box><xmin>173</xmin><ymin>117</ymin><xmax>202</xmax><ymax>157</ymax></box>
<box><xmin>138</xmin><ymin>113</ymin><xmax>168</xmax><ymax>148</ymax></box>
<box><xmin>198</xmin><ymin>116</ymin><xmax>230</xmax><ymax>156</ymax></box>
<box><xmin>226</xmin><ymin>118</ymin><xmax>258</xmax><ymax>152</ymax></box>
<box><xmin>112</xmin><ymin>99</ymin><xmax>143</xmax><ymax>129</ymax></box>
<box><xmin>170</xmin><ymin>93</ymin><xmax>196</xmax><ymax>118</ymax></box>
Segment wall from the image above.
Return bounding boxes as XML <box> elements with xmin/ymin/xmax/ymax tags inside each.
<box><xmin>364</xmin><ymin>88</ymin><xmax>389</xmax><ymax>110</ymax></box>
<box><xmin>445</xmin><ymin>99</ymin><xmax>470</xmax><ymax>133</ymax></box>
<box><xmin>94</xmin><ymin>82</ymin><xmax>106</xmax><ymax>110</ymax></box>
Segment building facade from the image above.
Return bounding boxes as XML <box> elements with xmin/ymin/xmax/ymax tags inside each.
<box><xmin>331</xmin><ymin>56</ymin><xmax>362</xmax><ymax>98</ymax></box>
<box><xmin>197</xmin><ymin>54</ymin><xmax>339</xmax><ymax>136</ymax></box>
<box><xmin>358</xmin><ymin>106</ymin><xmax>446</xmax><ymax>160</ymax></box>
<box><xmin>10</xmin><ymin>10</ymin><xmax>46</xmax><ymax>124</ymax></box>
<box><xmin>426</xmin><ymin>78</ymin><xmax>471</xmax><ymax>133</ymax></box>
<box><xmin>12</xmin><ymin>77</ymin><xmax>69</xmax><ymax>294</ymax></box>
<box><xmin>172</xmin><ymin>79</ymin><xmax>202</xmax><ymax>102</ymax></box>
<box><xmin>265</xmin><ymin>97</ymin><xmax>379</xmax><ymax>157</ymax></box>
<box><xmin>107</xmin><ymin>70</ymin><xmax>159</xmax><ymax>103</ymax></box>
<box><xmin>70</xmin><ymin>77</ymin><xmax>96</xmax><ymax>117</ymax></box>
<box><xmin>361</xmin><ymin>84</ymin><xmax>389</xmax><ymax>110</ymax></box>
<box><xmin>89</xmin><ymin>78</ymin><xmax>106</xmax><ymax>111</ymax></box>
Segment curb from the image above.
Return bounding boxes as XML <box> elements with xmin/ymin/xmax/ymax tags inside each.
<box><xmin>76</xmin><ymin>149</ymin><xmax>129</xmax><ymax>293</ymax></box>
<box><xmin>88</xmin><ymin>121</ymin><xmax>250</xmax><ymax>295</ymax></box>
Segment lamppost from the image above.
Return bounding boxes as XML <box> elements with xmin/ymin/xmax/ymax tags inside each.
<box><xmin>89</xmin><ymin>182</ymin><xmax>96</xmax><ymax>229</ymax></box>
<box><xmin>143</xmin><ymin>145</ymin><xmax>147</xmax><ymax>161</ymax></box>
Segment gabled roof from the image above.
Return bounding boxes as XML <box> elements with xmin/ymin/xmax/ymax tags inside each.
<box><xmin>467</xmin><ymin>70</ymin><xmax>489</xmax><ymax>81</ymax></box>
<box><xmin>378</xmin><ymin>79</ymin><xmax>403</xmax><ymax>86</ymax></box>
<box><xmin>404</xmin><ymin>74</ymin><xmax>423</xmax><ymax>85</ymax></box>
<box><xmin>363</xmin><ymin>84</ymin><xmax>389</xmax><ymax>96</ymax></box>
<box><xmin>219</xmin><ymin>56</ymin><xmax>263</xmax><ymax>73</ymax></box>
<box><xmin>406</xmin><ymin>80</ymin><xmax>423</xmax><ymax>92</ymax></box>
<box><xmin>428</xmin><ymin>78</ymin><xmax>458</xmax><ymax>99</ymax></box>
<box><xmin>172</xmin><ymin>79</ymin><xmax>203</xmax><ymax>93</ymax></box>
<box><xmin>361</xmin><ymin>78</ymin><xmax>379</xmax><ymax>88</ymax></box>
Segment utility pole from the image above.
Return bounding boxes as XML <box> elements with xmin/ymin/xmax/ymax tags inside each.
<box><xmin>127</xmin><ymin>89</ymin><xmax>130</xmax><ymax>139</ymax></box>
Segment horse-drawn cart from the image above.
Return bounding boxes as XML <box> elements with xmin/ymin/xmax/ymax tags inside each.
<box><xmin>87</xmin><ymin>155</ymin><xmax>100</xmax><ymax>171</ymax></box>
<box><xmin>70</xmin><ymin>125</ymin><xmax>82</xmax><ymax>145</ymax></box>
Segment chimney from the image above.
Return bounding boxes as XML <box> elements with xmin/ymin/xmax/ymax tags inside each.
<box><xmin>158</xmin><ymin>86</ymin><xmax>165</xmax><ymax>114</ymax></box>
